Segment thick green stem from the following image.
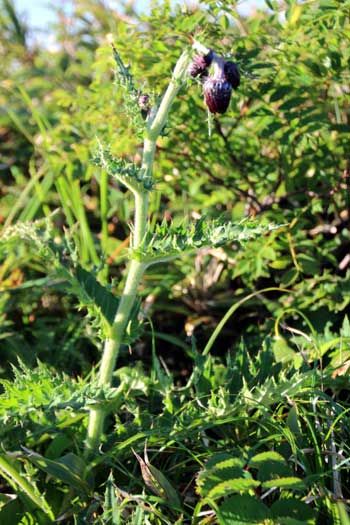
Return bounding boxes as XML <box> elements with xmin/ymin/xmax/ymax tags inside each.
<box><xmin>133</xmin><ymin>191</ymin><xmax>149</xmax><ymax>248</ymax></box>
<box><xmin>100</xmin><ymin>261</ymin><xmax>146</xmax><ymax>384</ymax></box>
<box><xmin>85</xmin><ymin>46</ymin><xmax>192</xmax><ymax>456</ymax></box>
<box><xmin>141</xmin><ymin>138</ymin><xmax>156</xmax><ymax>178</ymax></box>
<box><xmin>148</xmin><ymin>50</ymin><xmax>190</xmax><ymax>139</ymax></box>
<box><xmin>85</xmin><ymin>259</ymin><xmax>146</xmax><ymax>453</ymax></box>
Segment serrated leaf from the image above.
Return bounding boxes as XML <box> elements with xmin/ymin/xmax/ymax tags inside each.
<box><xmin>197</xmin><ymin>455</ymin><xmax>246</xmax><ymax>498</ymax></box>
<box><xmin>94</xmin><ymin>143</ymin><xmax>153</xmax><ymax>192</ymax></box>
<box><xmin>207</xmin><ymin>477</ymin><xmax>261</xmax><ymax>499</ymax></box>
<box><xmin>0</xmin><ymin>214</ymin><xmax>57</xmax><ymax>256</ymax></box>
<box><xmin>262</xmin><ymin>477</ymin><xmax>305</xmax><ymax>490</ymax></box>
<box><xmin>206</xmin><ymin>456</ymin><xmax>246</xmax><ymax>472</ymax></box>
<box><xmin>0</xmin><ymin>455</ymin><xmax>54</xmax><ymax>520</ymax></box>
<box><xmin>250</xmin><ymin>451</ymin><xmax>287</xmax><ymax>467</ymax></box>
<box><xmin>0</xmin><ymin>359</ymin><xmax>102</xmax><ymax>427</ymax></box>
<box><xmin>250</xmin><ymin>451</ymin><xmax>292</xmax><ymax>483</ymax></box>
<box><xmin>1</xmin><ymin>216</ymin><xmax>117</xmax><ymax>333</ymax></box>
<box><xmin>217</xmin><ymin>495</ymin><xmax>270</xmax><ymax>525</ymax></box>
<box><xmin>197</xmin><ymin>453</ymin><xmax>235</xmax><ymax>475</ymax></box>
<box><xmin>112</xmin><ymin>46</ymin><xmax>136</xmax><ymax>92</ymax></box>
<box><xmin>271</xmin><ymin>499</ymin><xmax>315</xmax><ymax>524</ymax></box>
<box><xmin>76</xmin><ymin>265</ymin><xmax>118</xmax><ymax>325</ymax></box>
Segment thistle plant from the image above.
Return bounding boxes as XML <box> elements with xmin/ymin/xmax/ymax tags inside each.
<box><xmin>85</xmin><ymin>40</ymin><xmax>273</xmax><ymax>454</ymax></box>
<box><xmin>0</xmin><ymin>39</ymin><xmax>274</xmax><ymax>459</ymax></box>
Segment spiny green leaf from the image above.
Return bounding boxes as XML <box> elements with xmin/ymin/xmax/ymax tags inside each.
<box><xmin>76</xmin><ymin>265</ymin><xmax>118</xmax><ymax>325</ymax></box>
<box><xmin>207</xmin><ymin>477</ymin><xmax>261</xmax><ymax>499</ymax></box>
<box><xmin>21</xmin><ymin>448</ymin><xmax>91</xmax><ymax>495</ymax></box>
<box><xmin>111</xmin><ymin>46</ymin><xmax>147</xmax><ymax>135</ymax></box>
<box><xmin>249</xmin><ymin>372</ymin><xmax>316</xmax><ymax>408</ymax></box>
<box><xmin>93</xmin><ymin>143</ymin><xmax>153</xmax><ymax>192</ymax></box>
<box><xmin>133</xmin><ymin>218</ymin><xmax>280</xmax><ymax>265</ymax></box>
<box><xmin>0</xmin><ymin>359</ymin><xmax>116</xmax><ymax>427</ymax></box>
<box><xmin>112</xmin><ymin>45</ymin><xmax>136</xmax><ymax>93</ymax></box>
<box><xmin>0</xmin><ymin>455</ymin><xmax>54</xmax><ymax>520</ymax></box>
<box><xmin>0</xmin><ymin>213</ymin><xmax>57</xmax><ymax>256</ymax></box>
<box><xmin>1</xmin><ymin>216</ymin><xmax>118</xmax><ymax>333</ymax></box>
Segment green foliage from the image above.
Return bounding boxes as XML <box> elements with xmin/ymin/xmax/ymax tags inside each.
<box><xmin>1</xmin><ymin>216</ymin><xmax>120</xmax><ymax>334</ymax></box>
<box><xmin>0</xmin><ymin>345</ymin><xmax>349</xmax><ymax>523</ymax></box>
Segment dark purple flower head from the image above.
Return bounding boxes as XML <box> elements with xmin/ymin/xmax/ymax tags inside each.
<box><xmin>203</xmin><ymin>56</ymin><xmax>233</xmax><ymax>114</ymax></box>
<box><xmin>203</xmin><ymin>78</ymin><xmax>232</xmax><ymax>113</ymax></box>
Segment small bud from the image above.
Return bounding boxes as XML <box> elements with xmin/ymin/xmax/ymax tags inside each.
<box><xmin>138</xmin><ymin>93</ymin><xmax>150</xmax><ymax>111</ymax></box>
<box><xmin>138</xmin><ymin>93</ymin><xmax>151</xmax><ymax>120</ymax></box>
<box><xmin>203</xmin><ymin>78</ymin><xmax>232</xmax><ymax>114</ymax></box>
<box><xmin>187</xmin><ymin>50</ymin><xmax>214</xmax><ymax>78</ymax></box>
<box><xmin>224</xmin><ymin>61</ymin><xmax>240</xmax><ymax>89</ymax></box>
<box><xmin>187</xmin><ymin>61</ymin><xmax>206</xmax><ymax>78</ymax></box>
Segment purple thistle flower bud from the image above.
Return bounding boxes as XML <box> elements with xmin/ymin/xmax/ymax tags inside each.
<box><xmin>137</xmin><ymin>93</ymin><xmax>151</xmax><ymax>120</ymax></box>
<box><xmin>187</xmin><ymin>61</ymin><xmax>206</xmax><ymax>78</ymax></box>
<box><xmin>203</xmin><ymin>56</ymin><xmax>232</xmax><ymax>114</ymax></box>
<box><xmin>187</xmin><ymin>50</ymin><xmax>214</xmax><ymax>78</ymax></box>
<box><xmin>203</xmin><ymin>78</ymin><xmax>232</xmax><ymax>113</ymax></box>
<box><xmin>224</xmin><ymin>61</ymin><xmax>240</xmax><ymax>89</ymax></box>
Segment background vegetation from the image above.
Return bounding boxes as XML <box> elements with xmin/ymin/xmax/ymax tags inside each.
<box><xmin>0</xmin><ymin>0</ymin><xmax>349</xmax><ymax>523</ymax></box>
